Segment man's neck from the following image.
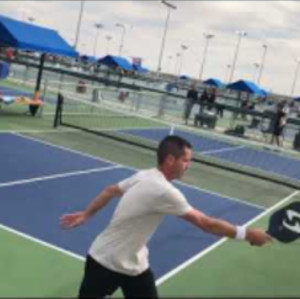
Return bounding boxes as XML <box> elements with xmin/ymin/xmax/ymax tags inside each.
<box><xmin>158</xmin><ymin>166</ymin><xmax>174</xmax><ymax>181</ymax></box>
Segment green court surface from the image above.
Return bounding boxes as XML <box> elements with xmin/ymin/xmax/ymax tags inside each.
<box><xmin>0</xmin><ymin>226</ymin><xmax>83</xmax><ymax>297</ymax></box>
<box><xmin>1</xmin><ymin>89</ymin><xmax>300</xmax><ymax>297</ymax></box>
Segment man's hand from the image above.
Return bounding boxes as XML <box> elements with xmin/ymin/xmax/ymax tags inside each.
<box><xmin>60</xmin><ymin>211</ymin><xmax>88</xmax><ymax>229</ymax></box>
<box><xmin>246</xmin><ymin>228</ymin><xmax>273</xmax><ymax>246</ymax></box>
<box><xmin>60</xmin><ymin>184</ymin><xmax>123</xmax><ymax>229</ymax></box>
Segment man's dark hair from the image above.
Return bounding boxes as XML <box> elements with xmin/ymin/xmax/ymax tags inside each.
<box><xmin>157</xmin><ymin>135</ymin><xmax>192</xmax><ymax>165</ymax></box>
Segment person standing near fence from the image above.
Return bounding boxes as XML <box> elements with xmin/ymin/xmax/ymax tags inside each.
<box><xmin>184</xmin><ymin>82</ymin><xmax>198</xmax><ymax>124</ymax></box>
<box><xmin>270</xmin><ymin>100</ymin><xmax>289</xmax><ymax>146</ymax></box>
<box><xmin>198</xmin><ymin>88</ymin><xmax>209</xmax><ymax>114</ymax></box>
<box><xmin>206</xmin><ymin>87</ymin><xmax>216</xmax><ymax>111</ymax></box>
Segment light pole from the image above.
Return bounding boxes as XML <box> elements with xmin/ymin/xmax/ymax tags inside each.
<box><xmin>175</xmin><ymin>52</ymin><xmax>181</xmax><ymax>74</ymax></box>
<box><xmin>74</xmin><ymin>0</ymin><xmax>85</xmax><ymax>51</ymax></box>
<box><xmin>252</xmin><ymin>63</ymin><xmax>260</xmax><ymax>82</ymax></box>
<box><xmin>177</xmin><ymin>44</ymin><xmax>188</xmax><ymax>76</ymax></box>
<box><xmin>93</xmin><ymin>23</ymin><xmax>103</xmax><ymax>57</ymax></box>
<box><xmin>228</xmin><ymin>30</ymin><xmax>247</xmax><ymax>83</ymax></box>
<box><xmin>116</xmin><ymin>23</ymin><xmax>126</xmax><ymax>56</ymax></box>
<box><xmin>291</xmin><ymin>58</ymin><xmax>300</xmax><ymax>96</ymax></box>
<box><xmin>105</xmin><ymin>35</ymin><xmax>112</xmax><ymax>54</ymax></box>
<box><xmin>199</xmin><ymin>33</ymin><xmax>214</xmax><ymax>80</ymax></box>
<box><xmin>157</xmin><ymin>0</ymin><xmax>177</xmax><ymax>72</ymax></box>
<box><xmin>226</xmin><ymin>64</ymin><xmax>231</xmax><ymax>83</ymax></box>
<box><xmin>167</xmin><ymin>55</ymin><xmax>173</xmax><ymax>73</ymax></box>
<box><xmin>257</xmin><ymin>44</ymin><xmax>268</xmax><ymax>85</ymax></box>
<box><xmin>80</xmin><ymin>42</ymin><xmax>87</xmax><ymax>54</ymax></box>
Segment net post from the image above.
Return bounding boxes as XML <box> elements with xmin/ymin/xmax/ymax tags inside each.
<box><xmin>53</xmin><ymin>93</ymin><xmax>64</xmax><ymax>128</ymax></box>
<box><xmin>169</xmin><ymin>124</ymin><xmax>175</xmax><ymax>135</ymax></box>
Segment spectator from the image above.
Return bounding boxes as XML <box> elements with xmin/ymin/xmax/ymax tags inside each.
<box><xmin>198</xmin><ymin>88</ymin><xmax>209</xmax><ymax>114</ymax></box>
<box><xmin>206</xmin><ymin>87</ymin><xmax>216</xmax><ymax>111</ymax></box>
<box><xmin>240</xmin><ymin>98</ymin><xmax>250</xmax><ymax>120</ymax></box>
<box><xmin>270</xmin><ymin>100</ymin><xmax>289</xmax><ymax>146</ymax></box>
<box><xmin>184</xmin><ymin>82</ymin><xmax>198</xmax><ymax>124</ymax></box>
<box><xmin>77</xmin><ymin>80</ymin><xmax>87</xmax><ymax>94</ymax></box>
<box><xmin>5</xmin><ymin>47</ymin><xmax>14</xmax><ymax>61</ymax></box>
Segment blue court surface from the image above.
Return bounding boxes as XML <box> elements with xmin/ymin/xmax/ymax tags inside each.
<box><xmin>0</xmin><ymin>132</ymin><xmax>264</xmax><ymax>279</ymax></box>
<box><xmin>0</xmin><ymin>133</ymin><xmax>112</xmax><ymax>183</ymax></box>
<box><xmin>121</xmin><ymin>127</ymin><xmax>300</xmax><ymax>182</ymax></box>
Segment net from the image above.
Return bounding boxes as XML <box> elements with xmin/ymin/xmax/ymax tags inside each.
<box><xmin>6</xmin><ymin>62</ymin><xmax>300</xmax><ymax>150</ymax></box>
<box><xmin>52</xmin><ymin>81</ymin><xmax>300</xmax><ymax>189</ymax></box>
<box><xmin>51</xmin><ymin>81</ymin><xmax>174</xmax><ymax>150</ymax></box>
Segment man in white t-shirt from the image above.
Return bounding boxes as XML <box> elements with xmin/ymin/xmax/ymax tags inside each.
<box><xmin>60</xmin><ymin>135</ymin><xmax>272</xmax><ymax>298</ymax></box>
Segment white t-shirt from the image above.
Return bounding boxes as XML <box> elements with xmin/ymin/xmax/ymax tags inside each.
<box><xmin>88</xmin><ymin>168</ymin><xmax>192</xmax><ymax>276</ymax></box>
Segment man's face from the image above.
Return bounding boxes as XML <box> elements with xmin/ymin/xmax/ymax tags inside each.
<box><xmin>169</xmin><ymin>147</ymin><xmax>192</xmax><ymax>179</ymax></box>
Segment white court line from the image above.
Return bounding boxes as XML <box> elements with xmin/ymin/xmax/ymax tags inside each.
<box><xmin>0</xmin><ymin>165</ymin><xmax>121</xmax><ymax>188</ymax></box>
<box><xmin>102</xmin><ymin>126</ymin><xmax>167</xmax><ymax>132</ymax></box>
<box><xmin>0</xmin><ymin>128</ymin><xmax>77</xmax><ymax>134</ymax></box>
<box><xmin>156</xmin><ymin>190</ymin><xmax>299</xmax><ymax>286</ymax></box>
<box><xmin>0</xmin><ymin>224</ymin><xmax>85</xmax><ymax>262</ymax></box>
<box><xmin>201</xmin><ymin>145</ymin><xmax>245</xmax><ymax>155</ymax></box>
<box><xmin>175</xmin><ymin>179</ymin><xmax>266</xmax><ymax>210</ymax></box>
<box><xmin>8</xmin><ymin>132</ymin><xmax>268</xmax><ymax>210</ymax></box>
<box><xmin>11</xmin><ymin>131</ymin><xmax>117</xmax><ymax>166</ymax></box>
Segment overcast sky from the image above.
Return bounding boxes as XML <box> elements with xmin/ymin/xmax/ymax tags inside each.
<box><xmin>2</xmin><ymin>1</ymin><xmax>300</xmax><ymax>96</ymax></box>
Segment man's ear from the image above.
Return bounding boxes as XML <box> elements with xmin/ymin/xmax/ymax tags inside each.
<box><xmin>165</xmin><ymin>154</ymin><xmax>175</xmax><ymax>166</ymax></box>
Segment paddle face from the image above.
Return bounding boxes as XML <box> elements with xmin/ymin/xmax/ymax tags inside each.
<box><xmin>0</xmin><ymin>61</ymin><xmax>9</xmax><ymax>79</ymax></box>
<box><xmin>267</xmin><ymin>202</ymin><xmax>300</xmax><ymax>243</ymax></box>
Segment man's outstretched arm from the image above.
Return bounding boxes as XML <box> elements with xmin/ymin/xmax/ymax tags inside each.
<box><xmin>181</xmin><ymin>208</ymin><xmax>272</xmax><ymax>246</ymax></box>
<box><xmin>60</xmin><ymin>184</ymin><xmax>123</xmax><ymax>229</ymax></box>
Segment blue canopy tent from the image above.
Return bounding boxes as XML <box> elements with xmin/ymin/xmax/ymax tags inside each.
<box><xmin>0</xmin><ymin>15</ymin><xmax>77</xmax><ymax>56</ymax></box>
<box><xmin>179</xmin><ymin>75</ymin><xmax>191</xmax><ymax>80</ymax></box>
<box><xmin>226</xmin><ymin>79</ymin><xmax>264</xmax><ymax>97</ymax></box>
<box><xmin>203</xmin><ymin>78</ymin><xmax>225</xmax><ymax>88</ymax></box>
<box><xmin>0</xmin><ymin>15</ymin><xmax>77</xmax><ymax>115</ymax></box>
<box><xmin>133</xmin><ymin>64</ymin><xmax>149</xmax><ymax>74</ymax></box>
<box><xmin>80</xmin><ymin>55</ymin><xmax>97</xmax><ymax>64</ymax></box>
<box><xmin>260</xmin><ymin>88</ymin><xmax>269</xmax><ymax>97</ymax></box>
<box><xmin>98</xmin><ymin>55</ymin><xmax>134</xmax><ymax>72</ymax></box>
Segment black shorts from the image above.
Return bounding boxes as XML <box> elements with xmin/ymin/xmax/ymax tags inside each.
<box><xmin>273</xmin><ymin>125</ymin><xmax>284</xmax><ymax>136</ymax></box>
<box><xmin>79</xmin><ymin>255</ymin><xmax>158</xmax><ymax>298</ymax></box>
